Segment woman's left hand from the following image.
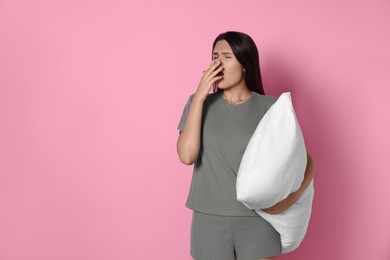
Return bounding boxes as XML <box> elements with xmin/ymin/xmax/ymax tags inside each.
<box><xmin>261</xmin><ymin>191</ymin><xmax>299</xmax><ymax>214</ymax></box>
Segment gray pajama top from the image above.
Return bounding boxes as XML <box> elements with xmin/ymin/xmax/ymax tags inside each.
<box><xmin>178</xmin><ymin>90</ymin><xmax>277</xmax><ymax>216</ymax></box>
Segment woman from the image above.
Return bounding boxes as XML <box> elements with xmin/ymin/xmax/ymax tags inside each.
<box><xmin>177</xmin><ymin>31</ymin><xmax>315</xmax><ymax>260</ymax></box>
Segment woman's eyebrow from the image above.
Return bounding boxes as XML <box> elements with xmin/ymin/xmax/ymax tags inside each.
<box><xmin>212</xmin><ymin>52</ymin><xmax>233</xmax><ymax>55</ymax></box>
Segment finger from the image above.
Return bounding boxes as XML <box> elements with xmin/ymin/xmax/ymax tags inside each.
<box><xmin>210</xmin><ymin>59</ymin><xmax>222</xmax><ymax>70</ymax></box>
<box><xmin>204</xmin><ymin>67</ymin><xmax>223</xmax><ymax>85</ymax></box>
<box><xmin>209</xmin><ymin>64</ymin><xmax>224</xmax><ymax>78</ymax></box>
<box><xmin>208</xmin><ymin>59</ymin><xmax>219</xmax><ymax>67</ymax></box>
<box><xmin>205</xmin><ymin>59</ymin><xmax>222</xmax><ymax>76</ymax></box>
<box><xmin>204</xmin><ymin>64</ymin><xmax>223</xmax><ymax>81</ymax></box>
<box><xmin>204</xmin><ymin>66</ymin><xmax>223</xmax><ymax>82</ymax></box>
<box><xmin>207</xmin><ymin>74</ymin><xmax>223</xmax><ymax>86</ymax></box>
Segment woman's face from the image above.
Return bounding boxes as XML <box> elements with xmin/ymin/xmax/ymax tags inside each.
<box><xmin>212</xmin><ymin>40</ymin><xmax>245</xmax><ymax>90</ymax></box>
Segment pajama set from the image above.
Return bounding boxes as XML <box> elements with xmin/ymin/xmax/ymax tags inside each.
<box><xmin>178</xmin><ymin>90</ymin><xmax>281</xmax><ymax>260</ymax></box>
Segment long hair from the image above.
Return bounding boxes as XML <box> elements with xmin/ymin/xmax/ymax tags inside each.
<box><xmin>212</xmin><ymin>31</ymin><xmax>265</xmax><ymax>95</ymax></box>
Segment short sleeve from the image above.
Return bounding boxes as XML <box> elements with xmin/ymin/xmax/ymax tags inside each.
<box><xmin>265</xmin><ymin>95</ymin><xmax>278</xmax><ymax>110</ymax></box>
<box><xmin>177</xmin><ymin>94</ymin><xmax>195</xmax><ymax>133</ymax></box>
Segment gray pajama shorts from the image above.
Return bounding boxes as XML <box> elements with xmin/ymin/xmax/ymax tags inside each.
<box><xmin>190</xmin><ymin>211</ymin><xmax>281</xmax><ymax>260</ymax></box>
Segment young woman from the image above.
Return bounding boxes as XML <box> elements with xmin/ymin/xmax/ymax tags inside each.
<box><xmin>177</xmin><ymin>31</ymin><xmax>315</xmax><ymax>260</ymax></box>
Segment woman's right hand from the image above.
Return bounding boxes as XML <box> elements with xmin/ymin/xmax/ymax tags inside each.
<box><xmin>177</xmin><ymin>60</ymin><xmax>223</xmax><ymax>165</ymax></box>
<box><xmin>194</xmin><ymin>59</ymin><xmax>224</xmax><ymax>102</ymax></box>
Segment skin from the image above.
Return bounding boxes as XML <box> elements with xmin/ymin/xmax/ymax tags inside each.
<box><xmin>177</xmin><ymin>40</ymin><xmax>315</xmax><ymax>260</ymax></box>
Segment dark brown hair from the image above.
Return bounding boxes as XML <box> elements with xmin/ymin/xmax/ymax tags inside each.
<box><xmin>212</xmin><ymin>31</ymin><xmax>265</xmax><ymax>95</ymax></box>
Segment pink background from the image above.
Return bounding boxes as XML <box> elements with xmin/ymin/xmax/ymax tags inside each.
<box><xmin>1</xmin><ymin>0</ymin><xmax>389</xmax><ymax>259</ymax></box>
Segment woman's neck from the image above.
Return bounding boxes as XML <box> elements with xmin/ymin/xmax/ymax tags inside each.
<box><xmin>222</xmin><ymin>86</ymin><xmax>252</xmax><ymax>104</ymax></box>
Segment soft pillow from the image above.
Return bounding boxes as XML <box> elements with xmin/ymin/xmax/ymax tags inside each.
<box><xmin>236</xmin><ymin>92</ymin><xmax>314</xmax><ymax>253</ymax></box>
<box><xmin>256</xmin><ymin>180</ymin><xmax>314</xmax><ymax>253</ymax></box>
<box><xmin>237</xmin><ymin>92</ymin><xmax>307</xmax><ymax>209</ymax></box>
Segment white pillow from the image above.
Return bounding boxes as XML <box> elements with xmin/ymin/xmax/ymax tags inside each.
<box><xmin>236</xmin><ymin>92</ymin><xmax>314</xmax><ymax>253</ymax></box>
<box><xmin>256</xmin><ymin>180</ymin><xmax>314</xmax><ymax>253</ymax></box>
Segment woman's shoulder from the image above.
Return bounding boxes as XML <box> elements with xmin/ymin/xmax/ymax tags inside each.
<box><xmin>252</xmin><ymin>92</ymin><xmax>278</xmax><ymax>106</ymax></box>
<box><xmin>186</xmin><ymin>91</ymin><xmax>220</xmax><ymax>103</ymax></box>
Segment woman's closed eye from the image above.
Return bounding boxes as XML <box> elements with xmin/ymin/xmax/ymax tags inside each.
<box><xmin>213</xmin><ymin>55</ymin><xmax>231</xmax><ymax>59</ymax></box>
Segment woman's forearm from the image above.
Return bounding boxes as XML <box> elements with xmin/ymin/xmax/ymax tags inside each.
<box><xmin>176</xmin><ymin>96</ymin><xmax>205</xmax><ymax>165</ymax></box>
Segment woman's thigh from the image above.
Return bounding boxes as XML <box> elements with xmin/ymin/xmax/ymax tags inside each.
<box><xmin>190</xmin><ymin>211</ymin><xmax>235</xmax><ymax>260</ymax></box>
<box><xmin>231</xmin><ymin>215</ymin><xmax>281</xmax><ymax>260</ymax></box>
<box><xmin>190</xmin><ymin>211</ymin><xmax>281</xmax><ymax>260</ymax></box>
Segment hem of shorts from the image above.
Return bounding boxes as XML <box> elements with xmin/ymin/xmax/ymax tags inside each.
<box><xmin>186</xmin><ymin>202</ymin><xmax>259</xmax><ymax>217</ymax></box>
<box><xmin>248</xmin><ymin>243</ymin><xmax>282</xmax><ymax>259</ymax></box>
<box><xmin>190</xmin><ymin>250</ymin><xmax>236</xmax><ymax>260</ymax></box>
<box><xmin>250</xmin><ymin>251</ymin><xmax>281</xmax><ymax>259</ymax></box>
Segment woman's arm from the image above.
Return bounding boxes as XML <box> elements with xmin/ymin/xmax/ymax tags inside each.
<box><xmin>176</xmin><ymin>59</ymin><xmax>224</xmax><ymax>165</ymax></box>
<box><xmin>262</xmin><ymin>150</ymin><xmax>315</xmax><ymax>214</ymax></box>
<box><xmin>176</xmin><ymin>96</ymin><xmax>205</xmax><ymax>165</ymax></box>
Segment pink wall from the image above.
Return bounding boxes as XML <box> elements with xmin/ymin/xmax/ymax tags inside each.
<box><xmin>1</xmin><ymin>0</ymin><xmax>389</xmax><ymax>259</ymax></box>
